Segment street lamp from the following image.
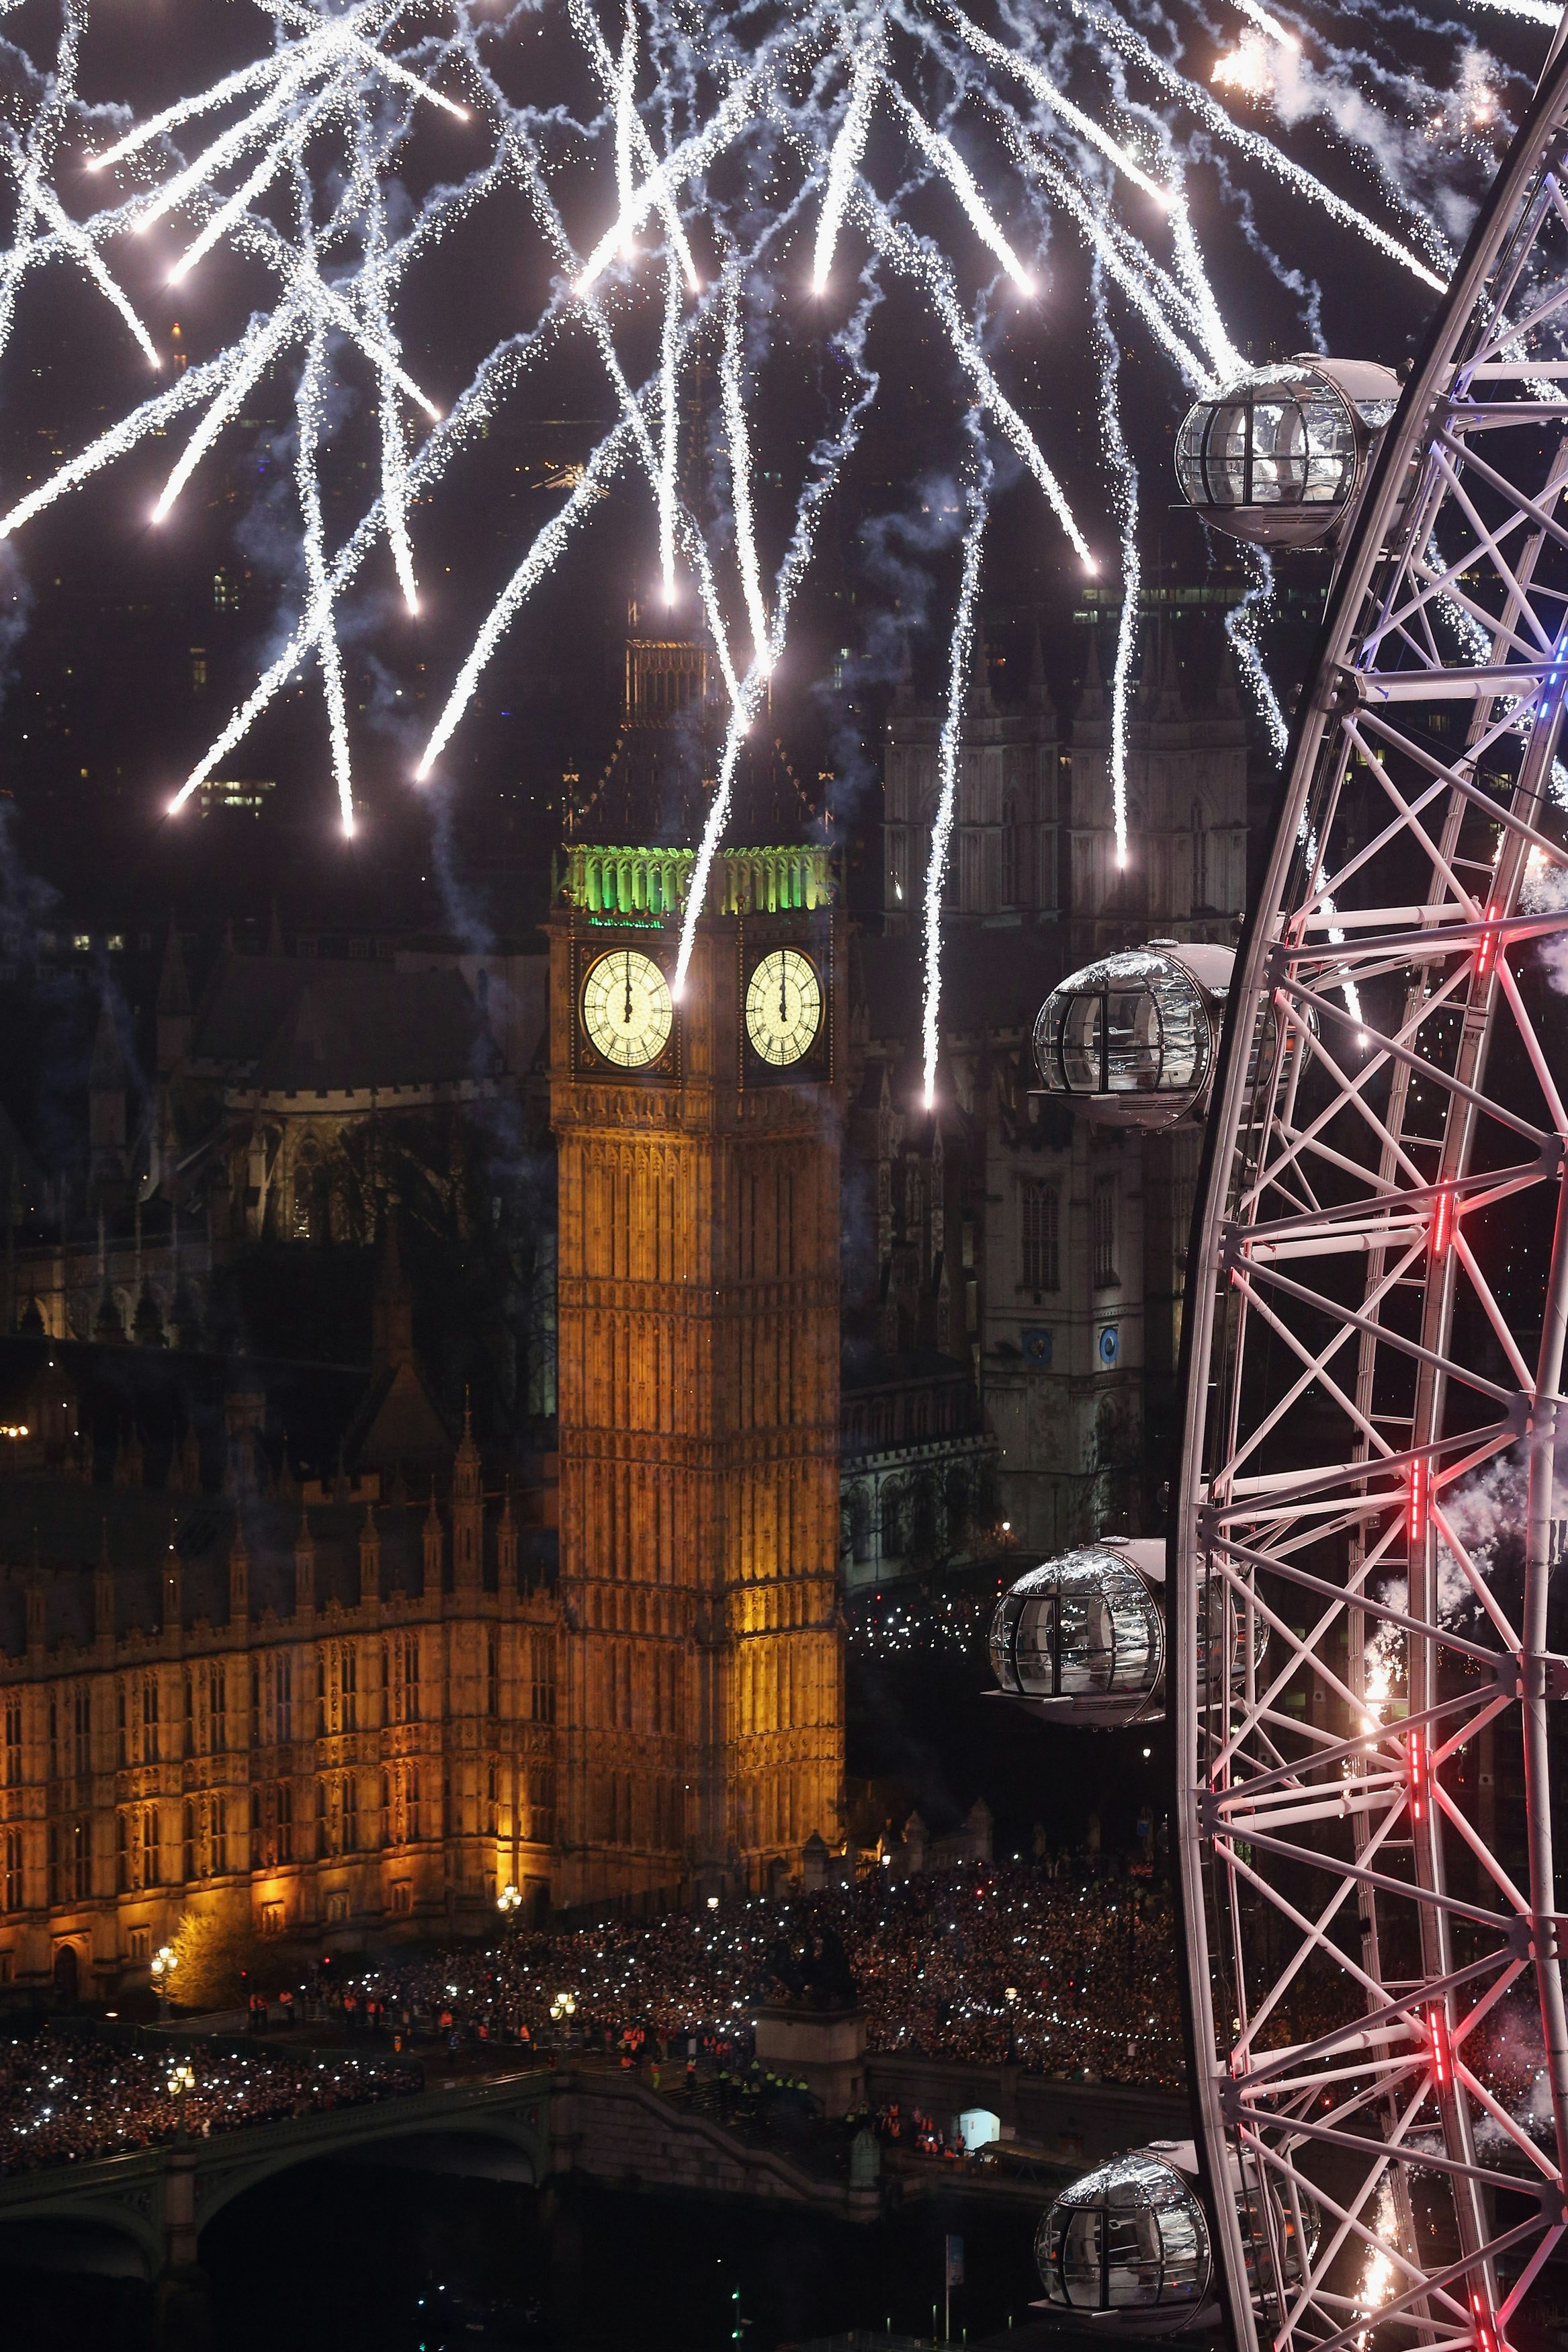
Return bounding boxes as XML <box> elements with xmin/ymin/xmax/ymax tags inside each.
<box><xmin>167</xmin><ymin>2058</ymin><xmax>195</xmax><ymax>2145</ymax></box>
<box><xmin>548</xmin><ymin>1989</ymin><xmax>576</xmax><ymax>2053</ymax></box>
<box><xmin>496</xmin><ymin>1885</ymin><xmax>523</xmax><ymax>2049</ymax></box>
<box><xmin>150</xmin><ymin>1944</ymin><xmax>178</xmax><ymax>2019</ymax></box>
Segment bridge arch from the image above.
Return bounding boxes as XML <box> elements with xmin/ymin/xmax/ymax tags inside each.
<box><xmin>0</xmin><ymin>2191</ymin><xmax>165</xmax><ymax>2279</ymax></box>
<box><xmin>191</xmin><ymin>2103</ymin><xmax>548</xmax><ymax>2242</ymax></box>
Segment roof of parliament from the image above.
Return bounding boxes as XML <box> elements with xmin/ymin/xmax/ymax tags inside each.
<box><xmin>0</xmin><ymin>1217</ymin><xmax>557</xmax><ymax>1657</ymax></box>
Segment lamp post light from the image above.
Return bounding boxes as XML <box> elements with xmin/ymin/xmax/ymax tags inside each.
<box><xmin>548</xmin><ymin>1989</ymin><xmax>576</xmax><ymax>2055</ymax></box>
<box><xmin>494</xmin><ymin>1886</ymin><xmax>525</xmax><ymax>2052</ymax></box>
<box><xmin>167</xmin><ymin>2058</ymin><xmax>195</xmax><ymax>2146</ymax></box>
<box><xmin>150</xmin><ymin>1944</ymin><xmax>178</xmax><ymax>2021</ymax></box>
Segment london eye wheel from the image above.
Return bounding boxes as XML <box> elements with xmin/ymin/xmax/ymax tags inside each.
<box><xmin>1173</xmin><ymin>32</ymin><xmax>1568</xmax><ymax>2352</ymax></box>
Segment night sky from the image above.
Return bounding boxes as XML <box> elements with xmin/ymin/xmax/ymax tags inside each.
<box><xmin>0</xmin><ymin>0</ymin><xmax>1536</xmax><ymax>941</ymax></box>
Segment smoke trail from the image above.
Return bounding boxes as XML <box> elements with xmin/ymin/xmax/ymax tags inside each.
<box><xmin>363</xmin><ymin>158</ymin><xmax>419</xmax><ymax>613</ymax></box>
<box><xmin>1460</xmin><ymin>0</ymin><xmax>1558</xmax><ymax>21</ymax></box>
<box><xmin>416</xmin><ymin>412</ymin><xmax>642</xmax><ymax>783</ymax></box>
<box><xmin>575</xmin><ymin>59</ymin><xmax>767</xmax><ymax>292</ymax></box>
<box><xmin>1166</xmin><ymin>171</ymin><xmax>1246</xmax><ymax>381</ymax></box>
<box><xmin>922</xmin><ymin>452</ymin><xmax>990</xmax><ymax>1108</ymax></box>
<box><xmin>1219</xmin><ymin>538</ymin><xmax>1370</xmax><ymax>1023</ymax></box>
<box><xmin>1004</xmin><ymin>128</ymin><xmax>1213</xmax><ymax>386</ymax></box>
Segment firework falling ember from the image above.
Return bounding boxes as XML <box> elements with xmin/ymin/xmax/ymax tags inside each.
<box><xmin>1352</xmin><ymin>2180</ymin><xmax>1401</xmax><ymax>2351</ymax></box>
<box><xmin>922</xmin><ymin>462</ymin><xmax>987</xmax><ymax>1105</ymax></box>
<box><xmin>0</xmin><ymin>2</ymin><xmax>1533</xmax><ymax>1053</ymax></box>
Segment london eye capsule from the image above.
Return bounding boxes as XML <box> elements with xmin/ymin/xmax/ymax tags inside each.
<box><xmin>1173</xmin><ymin>355</ymin><xmax>1401</xmax><ymax>550</ymax></box>
<box><xmin>1034</xmin><ymin>2147</ymin><xmax>1213</xmax><ymax>2333</ymax></box>
<box><xmin>990</xmin><ymin>1540</ymin><xmax>1265</xmax><ymax>1728</ymax></box>
<box><xmin>1032</xmin><ymin>942</ymin><xmax>1236</xmax><ymax>1129</ymax></box>
<box><xmin>1035</xmin><ymin>2141</ymin><xmax>1319</xmax><ymax>2334</ymax></box>
<box><xmin>988</xmin><ymin>1543</ymin><xmax>1166</xmax><ymax>1730</ymax></box>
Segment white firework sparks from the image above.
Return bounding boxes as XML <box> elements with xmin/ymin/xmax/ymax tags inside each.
<box><xmin>922</xmin><ymin>462</ymin><xmax>988</xmax><ymax>1106</ymax></box>
<box><xmin>0</xmin><ymin>0</ymin><xmax>1527</xmax><ymax>1072</ymax></box>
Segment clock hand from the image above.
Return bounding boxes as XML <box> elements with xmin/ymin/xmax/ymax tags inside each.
<box><xmin>623</xmin><ymin>954</ymin><xmax>632</xmax><ymax>1026</ymax></box>
<box><xmin>779</xmin><ymin>960</ymin><xmax>787</xmax><ymax>1023</ymax></box>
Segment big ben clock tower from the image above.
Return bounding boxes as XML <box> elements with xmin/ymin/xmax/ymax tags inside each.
<box><xmin>549</xmin><ymin>837</ymin><xmax>845</xmax><ymax>1908</ymax></box>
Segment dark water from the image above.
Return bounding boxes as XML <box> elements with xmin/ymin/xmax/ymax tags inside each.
<box><xmin>1</xmin><ymin>2159</ymin><xmax>1080</xmax><ymax>2352</ymax></box>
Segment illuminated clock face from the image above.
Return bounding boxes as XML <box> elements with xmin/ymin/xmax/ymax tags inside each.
<box><xmin>581</xmin><ymin>950</ymin><xmax>674</xmax><ymax>1069</ymax></box>
<box><xmin>745</xmin><ymin>948</ymin><xmax>822</xmax><ymax>1067</ymax></box>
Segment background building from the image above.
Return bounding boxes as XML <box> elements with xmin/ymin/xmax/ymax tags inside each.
<box><xmin>845</xmin><ymin>610</ymin><xmax>1251</xmax><ymax>1557</ymax></box>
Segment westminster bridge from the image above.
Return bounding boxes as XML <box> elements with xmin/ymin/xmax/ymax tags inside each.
<box><xmin>0</xmin><ymin>2055</ymin><xmax>1189</xmax><ymax>2283</ymax></box>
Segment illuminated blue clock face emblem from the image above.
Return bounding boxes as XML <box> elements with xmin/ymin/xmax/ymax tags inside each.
<box><xmin>1098</xmin><ymin>1325</ymin><xmax>1120</xmax><ymax>1368</ymax></box>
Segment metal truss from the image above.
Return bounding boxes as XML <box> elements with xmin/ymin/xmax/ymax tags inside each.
<box><xmin>1174</xmin><ymin>40</ymin><xmax>1568</xmax><ymax>2352</ymax></box>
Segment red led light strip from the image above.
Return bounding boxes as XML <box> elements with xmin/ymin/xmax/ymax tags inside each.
<box><xmin>1475</xmin><ymin>905</ymin><xmax>1502</xmax><ymax>981</ymax></box>
<box><xmin>1409</xmin><ymin>1460</ymin><xmax>1427</xmax><ymax>1543</ymax></box>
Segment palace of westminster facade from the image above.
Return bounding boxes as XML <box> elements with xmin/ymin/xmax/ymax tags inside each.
<box><xmin>0</xmin><ymin>602</ymin><xmax>1250</xmax><ymax>1999</ymax></box>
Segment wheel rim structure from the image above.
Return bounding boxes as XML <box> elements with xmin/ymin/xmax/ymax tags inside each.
<box><xmin>1176</xmin><ymin>40</ymin><xmax>1568</xmax><ymax>2352</ymax></box>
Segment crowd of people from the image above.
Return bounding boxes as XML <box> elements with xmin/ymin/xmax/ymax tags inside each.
<box><xmin>846</xmin><ymin>1581</ymin><xmax>1003</xmax><ymax>1661</ymax></box>
<box><xmin>341</xmin><ymin>1864</ymin><xmax>1191</xmax><ymax>2090</ymax></box>
<box><xmin>0</xmin><ymin>1870</ymin><xmax>1384</xmax><ymax>2174</ymax></box>
<box><xmin>0</xmin><ymin>2029</ymin><xmax>420</xmax><ymax>2175</ymax></box>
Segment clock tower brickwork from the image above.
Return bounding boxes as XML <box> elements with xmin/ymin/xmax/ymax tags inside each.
<box><xmin>549</xmin><ymin>843</ymin><xmax>844</xmax><ymax>1908</ymax></box>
